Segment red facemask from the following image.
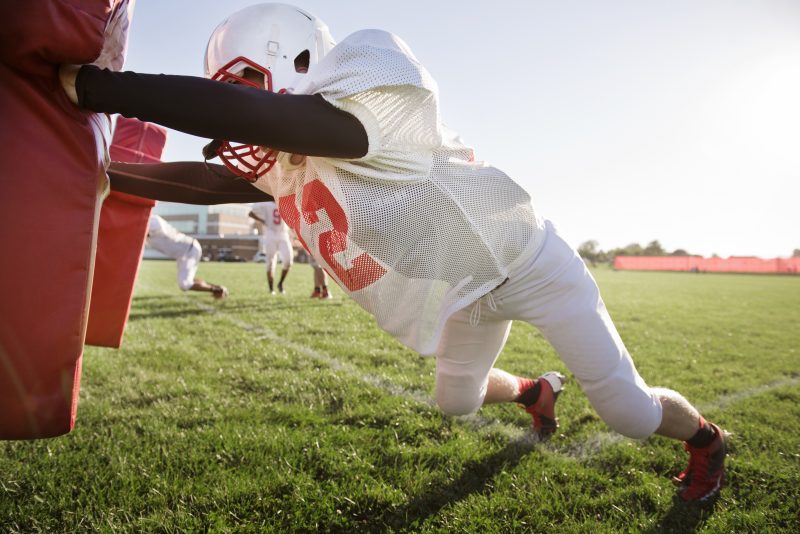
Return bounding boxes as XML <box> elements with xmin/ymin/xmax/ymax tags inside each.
<box><xmin>208</xmin><ymin>56</ymin><xmax>284</xmax><ymax>182</ymax></box>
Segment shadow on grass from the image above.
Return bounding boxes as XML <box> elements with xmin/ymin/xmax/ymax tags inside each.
<box><xmin>376</xmin><ymin>435</ymin><xmax>544</xmax><ymax>531</ymax></box>
<box><xmin>645</xmin><ymin>494</ymin><xmax>720</xmax><ymax>533</ymax></box>
<box><xmin>128</xmin><ymin>295</ymin><xmax>280</xmax><ymax>319</ymax></box>
<box><xmin>128</xmin><ymin>297</ymin><xmax>345</xmax><ymax>321</ymax></box>
<box><xmin>128</xmin><ymin>307</ymin><xmax>209</xmax><ymax>321</ymax></box>
<box><xmin>222</xmin><ymin>299</ymin><xmax>346</xmax><ymax>312</ymax></box>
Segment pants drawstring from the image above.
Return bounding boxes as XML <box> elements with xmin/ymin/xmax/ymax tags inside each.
<box><xmin>469</xmin><ymin>291</ymin><xmax>498</xmax><ymax>327</ymax></box>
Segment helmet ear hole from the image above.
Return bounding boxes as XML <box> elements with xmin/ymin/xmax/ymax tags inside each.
<box><xmin>294</xmin><ymin>50</ymin><xmax>310</xmax><ymax>73</ymax></box>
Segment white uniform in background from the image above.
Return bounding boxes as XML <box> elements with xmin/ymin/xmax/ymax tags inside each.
<box><xmin>147</xmin><ymin>214</ymin><xmax>202</xmax><ymax>291</ymax></box>
<box><xmin>248</xmin><ymin>29</ymin><xmax>661</xmax><ymax>439</ymax></box>
<box><xmin>251</xmin><ymin>200</ymin><xmax>294</xmax><ymax>271</ymax></box>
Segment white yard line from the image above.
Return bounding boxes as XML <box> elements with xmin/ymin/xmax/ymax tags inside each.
<box><xmin>192</xmin><ymin>301</ymin><xmax>435</xmax><ymax>407</ymax></box>
<box><xmin>700</xmin><ymin>377</ymin><xmax>800</xmax><ymax>412</ymax></box>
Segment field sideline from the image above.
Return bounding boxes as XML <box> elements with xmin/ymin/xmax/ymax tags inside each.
<box><xmin>2</xmin><ymin>261</ymin><xmax>799</xmax><ymax>532</ymax></box>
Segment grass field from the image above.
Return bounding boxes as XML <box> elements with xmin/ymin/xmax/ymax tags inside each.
<box><xmin>2</xmin><ymin>261</ymin><xmax>799</xmax><ymax>532</ymax></box>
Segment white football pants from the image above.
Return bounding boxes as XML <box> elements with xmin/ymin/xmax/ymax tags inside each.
<box><xmin>262</xmin><ymin>235</ymin><xmax>294</xmax><ymax>273</ymax></box>
<box><xmin>435</xmin><ymin>221</ymin><xmax>662</xmax><ymax>439</ymax></box>
<box><xmin>176</xmin><ymin>240</ymin><xmax>202</xmax><ymax>291</ymax></box>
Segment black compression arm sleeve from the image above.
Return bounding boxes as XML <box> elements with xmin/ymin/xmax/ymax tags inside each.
<box><xmin>108</xmin><ymin>161</ymin><xmax>273</xmax><ymax>204</ymax></box>
<box><xmin>76</xmin><ymin>65</ymin><xmax>368</xmax><ymax>158</ymax></box>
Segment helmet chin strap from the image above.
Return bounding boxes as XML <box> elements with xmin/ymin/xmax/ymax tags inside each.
<box><xmin>202</xmin><ymin>139</ymin><xmax>224</xmax><ymax>161</ymax></box>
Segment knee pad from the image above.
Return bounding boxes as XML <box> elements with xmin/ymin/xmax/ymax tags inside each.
<box><xmin>177</xmin><ymin>268</ymin><xmax>195</xmax><ymax>291</ymax></box>
<box><xmin>580</xmin><ymin>357</ymin><xmax>663</xmax><ymax>439</ymax></box>
<box><xmin>435</xmin><ymin>373</ymin><xmax>485</xmax><ymax>416</ymax></box>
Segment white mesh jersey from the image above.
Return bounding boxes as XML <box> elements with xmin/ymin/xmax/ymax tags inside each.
<box><xmin>251</xmin><ymin>201</ymin><xmax>291</xmax><ymax>240</ymax></box>
<box><xmin>251</xmin><ymin>29</ymin><xmax>545</xmax><ymax>355</ymax></box>
<box><xmin>147</xmin><ymin>214</ymin><xmax>195</xmax><ymax>259</ymax></box>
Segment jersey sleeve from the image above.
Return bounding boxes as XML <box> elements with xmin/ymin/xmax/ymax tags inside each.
<box><xmin>296</xmin><ymin>30</ymin><xmax>443</xmax><ymax>181</ymax></box>
<box><xmin>250</xmin><ymin>202</ymin><xmax>267</xmax><ymax>220</ymax></box>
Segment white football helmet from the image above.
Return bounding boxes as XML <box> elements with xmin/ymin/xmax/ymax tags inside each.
<box><xmin>203</xmin><ymin>3</ymin><xmax>336</xmax><ymax>181</ymax></box>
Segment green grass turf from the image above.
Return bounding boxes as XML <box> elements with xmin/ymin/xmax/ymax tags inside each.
<box><xmin>2</xmin><ymin>261</ymin><xmax>799</xmax><ymax>532</ymax></box>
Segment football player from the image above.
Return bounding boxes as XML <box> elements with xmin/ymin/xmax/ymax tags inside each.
<box><xmin>147</xmin><ymin>215</ymin><xmax>228</xmax><ymax>300</ymax></box>
<box><xmin>309</xmin><ymin>257</ymin><xmax>332</xmax><ymax>300</ymax></box>
<box><xmin>60</xmin><ymin>3</ymin><xmax>726</xmax><ymax>501</ymax></box>
<box><xmin>249</xmin><ymin>200</ymin><xmax>295</xmax><ymax>294</ymax></box>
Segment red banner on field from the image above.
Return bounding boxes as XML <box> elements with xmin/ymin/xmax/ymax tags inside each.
<box><xmin>613</xmin><ymin>256</ymin><xmax>800</xmax><ymax>274</ymax></box>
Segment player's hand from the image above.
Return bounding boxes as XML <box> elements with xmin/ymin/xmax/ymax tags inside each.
<box><xmin>58</xmin><ymin>0</ymin><xmax>133</xmax><ymax>106</ymax></box>
<box><xmin>59</xmin><ymin>64</ymin><xmax>80</xmax><ymax>105</ymax></box>
<box><xmin>93</xmin><ymin>0</ymin><xmax>133</xmax><ymax>72</ymax></box>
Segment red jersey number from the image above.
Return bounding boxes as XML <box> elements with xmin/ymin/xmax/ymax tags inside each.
<box><xmin>279</xmin><ymin>180</ymin><xmax>386</xmax><ymax>291</ymax></box>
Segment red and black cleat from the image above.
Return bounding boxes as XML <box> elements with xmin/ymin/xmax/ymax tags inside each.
<box><xmin>674</xmin><ymin>423</ymin><xmax>728</xmax><ymax>501</ymax></box>
<box><xmin>519</xmin><ymin>372</ymin><xmax>566</xmax><ymax>438</ymax></box>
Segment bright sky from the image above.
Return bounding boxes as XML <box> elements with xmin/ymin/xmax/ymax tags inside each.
<box><xmin>123</xmin><ymin>0</ymin><xmax>800</xmax><ymax>258</ymax></box>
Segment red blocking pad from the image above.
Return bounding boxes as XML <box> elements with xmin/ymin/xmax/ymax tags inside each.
<box><xmin>0</xmin><ymin>0</ymin><xmax>126</xmax><ymax>439</ymax></box>
<box><xmin>85</xmin><ymin>118</ymin><xmax>167</xmax><ymax>348</ymax></box>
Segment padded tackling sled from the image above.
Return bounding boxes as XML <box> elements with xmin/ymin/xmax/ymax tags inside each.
<box><xmin>0</xmin><ymin>0</ymin><xmax>133</xmax><ymax>439</ymax></box>
<box><xmin>85</xmin><ymin>118</ymin><xmax>167</xmax><ymax>348</ymax></box>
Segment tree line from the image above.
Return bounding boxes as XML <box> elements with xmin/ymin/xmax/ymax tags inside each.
<box><xmin>579</xmin><ymin>240</ymin><xmax>800</xmax><ymax>265</ymax></box>
<box><xmin>578</xmin><ymin>240</ymin><xmax>694</xmax><ymax>265</ymax></box>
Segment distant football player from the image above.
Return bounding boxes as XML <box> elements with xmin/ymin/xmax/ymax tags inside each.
<box><xmin>309</xmin><ymin>257</ymin><xmax>332</xmax><ymax>300</ymax></box>
<box><xmin>249</xmin><ymin>200</ymin><xmax>294</xmax><ymax>294</ymax></box>
<box><xmin>147</xmin><ymin>214</ymin><xmax>228</xmax><ymax>299</ymax></box>
<box><xmin>61</xmin><ymin>3</ymin><xmax>727</xmax><ymax>500</ymax></box>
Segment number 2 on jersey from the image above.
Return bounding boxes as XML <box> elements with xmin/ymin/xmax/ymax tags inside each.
<box><xmin>279</xmin><ymin>180</ymin><xmax>386</xmax><ymax>292</ymax></box>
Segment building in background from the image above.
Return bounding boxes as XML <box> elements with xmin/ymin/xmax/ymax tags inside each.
<box><xmin>144</xmin><ymin>202</ymin><xmax>307</xmax><ymax>263</ymax></box>
<box><xmin>144</xmin><ymin>202</ymin><xmax>259</xmax><ymax>261</ymax></box>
